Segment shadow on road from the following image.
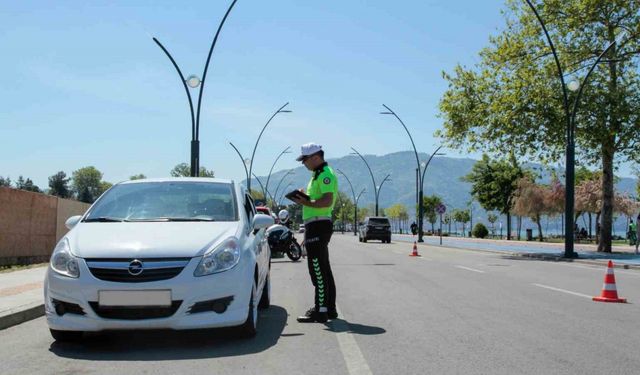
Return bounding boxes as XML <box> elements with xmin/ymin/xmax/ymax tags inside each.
<box><xmin>49</xmin><ymin>305</ymin><xmax>288</xmax><ymax>361</ymax></box>
<box><xmin>325</xmin><ymin>318</ymin><xmax>386</xmax><ymax>335</ymax></box>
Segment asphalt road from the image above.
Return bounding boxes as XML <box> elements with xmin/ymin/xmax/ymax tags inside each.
<box><xmin>2</xmin><ymin>234</ymin><xmax>640</xmax><ymax>375</ymax></box>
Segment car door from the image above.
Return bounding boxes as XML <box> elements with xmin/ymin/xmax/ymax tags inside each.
<box><xmin>243</xmin><ymin>194</ymin><xmax>268</xmax><ymax>291</ymax></box>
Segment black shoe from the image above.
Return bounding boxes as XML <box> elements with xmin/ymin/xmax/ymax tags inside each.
<box><xmin>297</xmin><ymin>311</ymin><xmax>328</xmax><ymax>323</ymax></box>
<box><xmin>328</xmin><ymin>309</ymin><xmax>338</xmax><ymax>320</ymax></box>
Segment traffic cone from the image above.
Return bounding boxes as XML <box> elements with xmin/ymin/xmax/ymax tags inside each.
<box><xmin>409</xmin><ymin>241</ymin><xmax>421</xmax><ymax>257</ymax></box>
<box><xmin>593</xmin><ymin>260</ymin><xmax>627</xmax><ymax>303</ymax></box>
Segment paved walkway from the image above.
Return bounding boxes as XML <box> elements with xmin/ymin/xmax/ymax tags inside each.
<box><xmin>392</xmin><ymin>233</ymin><xmax>640</xmax><ymax>266</ymax></box>
<box><xmin>0</xmin><ymin>266</ymin><xmax>47</xmax><ymax>330</ymax></box>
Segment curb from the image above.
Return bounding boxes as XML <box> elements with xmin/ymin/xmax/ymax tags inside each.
<box><xmin>404</xmin><ymin>238</ymin><xmax>640</xmax><ymax>270</ymax></box>
<box><xmin>0</xmin><ymin>302</ymin><xmax>45</xmax><ymax>331</ymax></box>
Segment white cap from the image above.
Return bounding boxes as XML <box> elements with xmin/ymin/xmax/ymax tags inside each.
<box><xmin>296</xmin><ymin>142</ymin><xmax>323</xmax><ymax>161</ymax></box>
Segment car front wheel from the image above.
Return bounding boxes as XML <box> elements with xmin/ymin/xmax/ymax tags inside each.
<box><xmin>258</xmin><ymin>272</ymin><xmax>271</xmax><ymax>309</ymax></box>
<box><xmin>237</xmin><ymin>282</ymin><xmax>258</xmax><ymax>338</ymax></box>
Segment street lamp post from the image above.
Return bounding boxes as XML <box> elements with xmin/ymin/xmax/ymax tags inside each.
<box><xmin>376</xmin><ymin>174</ymin><xmax>392</xmax><ymax>216</ymax></box>
<box><xmin>153</xmin><ymin>0</ymin><xmax>239</xmax><ymax>177</ymax></box>
<box><xmin>265</xmin><ymin>146</ymin><xmax>292</xmax><ymax>202</ymax></box>
<box><xmin>229</xmin><ymin>142</ymin><xmax>250</xmax><ymax>184</ymax></box>
<box><xmin>336</xmin><ymin>168</ymin><xmax>360</xmax><ymax>236</ymax></box>
<box><xmin>350</xmin><ymin>147</ymin><xmax>383</xmax><ymax>216</ymax></box>
<box><xmin>355</xmin><ymin>188</ymin><xmax>366</xmax><ymax>233</ymax></box>
<box><xmin>251</xmin><ymin>173</ymin><xmax>275</xmax><ymax>205</ymax></box>
<box><xmin>380</xmin><ymin>105</ymin><xmax>444</xmax><ymax>242</ymax></box>
<box><xmin>272</xmin><ymin>170</ymin><xmax>295</xmax><ymax>211</ymax></box>
<box><xmin>247</xmin><ymin>103</ymin><xmax>292</xmax><ymax>192</ymax></box>
<box><xmin>524</xmin><ymin>0</ymin><xmax>626</xmax><ymax>258</ymax></box>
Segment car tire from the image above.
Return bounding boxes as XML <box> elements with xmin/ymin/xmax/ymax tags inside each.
<box><xmin>50</xmin><ymin>329</ymin><xmax>83</xmax><ymax>342</ymax></box>
<box><xmin>258</xmin><ymin>273</ymin><xmax>270</xmax><ymax>309</ymax></box>
<box><xmin>237</xmin><ymin>282</ymin><xmax>258</xmax><ymax>338</ymax></box>
<box><xmin>363</xmin><ymin>237</ymin><xmax>367</xmax><ymax>243</ymax></box>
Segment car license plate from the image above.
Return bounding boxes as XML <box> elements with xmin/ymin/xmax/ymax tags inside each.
<box><xmin>376</xmin><ymin>226</ymin><xmax>383</xmax><ymax>230</ymax></box>
<box><xmin>98</xmin><ymin>290</ymin><xmax>171</xmax><ymax>307</ymax></box>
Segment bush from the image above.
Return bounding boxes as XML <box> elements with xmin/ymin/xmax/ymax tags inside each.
<box><xmin>472</xmin><ymin>223</ymin><xmax>489</xmax><ymax>239</ymax></box>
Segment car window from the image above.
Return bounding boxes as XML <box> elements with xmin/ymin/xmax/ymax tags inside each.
<box><xmin>369</xmin><ymin>218</ymin><xmax>390</xmax><ymax>225</ymax></box>
<box><xmin>85</xmin><ymin>182</ymin><xmax>237</xmax><ymax>222</ymax></box>
<box><xmin>244</xmin><ymin>194</ymin><xmax>256</xmax><ymax>224</ymax></box>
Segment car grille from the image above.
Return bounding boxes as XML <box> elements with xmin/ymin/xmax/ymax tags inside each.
<box><xmin>89</xmin><ymin>301</ymin><xmax>182</xmax><ymax>320</ymax></box>
<box><xmin>85</xmin><ymin>258</ymin><xmax>190</xmax><ymax>283</ymax></box>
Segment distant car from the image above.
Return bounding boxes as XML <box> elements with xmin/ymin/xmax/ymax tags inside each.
<box><xmin>44</xmin><ymin>178</ymin><xmax>274</xmax><ymax>342</ymax></box>
<box><xmin>359</xmin><ymin>217</ymin><xmax>392</xmax><ymax>243</ymax></box>
<box><xmin>298</xmin><ymin>224</ymin><xmax>305</xmax><ymax>233</ymax></box>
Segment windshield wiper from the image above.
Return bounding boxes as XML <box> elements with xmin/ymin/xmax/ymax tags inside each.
<box><xmin>126</xmin><ymin>217</ymin><xmax>216</xmax><ymax>222</ymax></box>
<box><xmin>83</xmin><ymin>217</ymin><xmax>125</xmax><ymax>223</ymax></box>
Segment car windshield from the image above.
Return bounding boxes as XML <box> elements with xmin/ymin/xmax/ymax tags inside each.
<box><xmin>369</xmin><ymin>218</ymin><xmax>390</xmax><ymax>225</ymax></box>
<box><xmin>84</xmin><ymin>181</ymin><xmax>237</xmax><ymax>222</ymax></box>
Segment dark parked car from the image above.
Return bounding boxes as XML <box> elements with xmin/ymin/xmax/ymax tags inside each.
<box><xmin>359</xmin><ymin>217</ymin><xmax>392</xmax><ymax>243</ymax></box>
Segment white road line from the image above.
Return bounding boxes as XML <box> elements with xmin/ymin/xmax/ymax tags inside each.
<box><xmin>455</xmin><ymin>265</ymin><xmax>485</xmax><ymax>273</ymax></box>
<box><xmin>532</xmin><ymin>283</ymin><xmax>592</xmax><ymax>299</ymax></box>
<box><xmin>546</xmin><ymin>262</ymin><xmax>640</xmax><ymax>277</ymax></box>
<box><xmin>332</xmin><ymin>306</ymin><xmax>373</xmax><ymax>375</ymax></box>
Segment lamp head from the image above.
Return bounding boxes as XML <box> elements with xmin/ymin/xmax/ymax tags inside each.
<box><xmin>186</xmin><ymin>75</ymin><xmax>201</xmax><ymax>88</ymax></box>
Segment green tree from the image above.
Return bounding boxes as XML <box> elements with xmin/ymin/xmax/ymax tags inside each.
<box><xmin>462</xmin><ymin>155</ymin><xmax>523</xmax><ymax>240</ymax></box>
<box><xmin>15</xmin><ymin>176</ymin><xmax>41</xmax><ymax>193</ymax></box>
<box><xmin>0</xmin><ymin>176</ymin><xmax>11</xmax><ymax>187</ymax></box>
<box><xmin>48</xmin><ymin>171</ymin><xmax>71</xmax><ymax>198</ymax></box>
<box><xmin>130</xmin><ymin>174</ymin><xmax>147</xmax><ymax>180</ymax></box>
<box><xmin>511</xmin><ymin>177</ymin><xmax>548</xmax><ymax>241</ymax></box>
<box><xmin>72</xmin><ymin>166</ymin><xmax>104</xmax><ymax>203</ymax></box>
<box><xmin>421</xmin><ymin>195</ymin><xmax>443</xmax><ymax>233</ymax></box>
<box><xmin>453</xmin><ymin>209</ymin><xmax>471</xmax><ymax>237</ymax></box>
<box><xmin>487</xmin><ymin>213</ymin><xmax>498</xmax><ymax>236</ymax></box>
<box><xmin>472</xmin><ymin>223</ymin><xmax>489</xmax><ymax>239</ymax></box>
<box><xmin>170</xmin><ymin>163</ymin><xmax>215</xmax><ymax>178</ymax></box>
<box><xmin>438</xmin><ymin>0</ymin><xmax>640</xmax><ymax>252</ymax></box>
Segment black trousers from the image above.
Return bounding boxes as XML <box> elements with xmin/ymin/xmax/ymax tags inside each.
<box><xmin>304</xmin><ymin>220</ymin><xmax>336</xmax><ymax>312</ymax></box>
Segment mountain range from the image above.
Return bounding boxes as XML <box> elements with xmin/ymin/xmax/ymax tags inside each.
<box><xmin>250</xmin><ymin>151</ymin><xmax>637</xmax><ymax>234</ymax></box>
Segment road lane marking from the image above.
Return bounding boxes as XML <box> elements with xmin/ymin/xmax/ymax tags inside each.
<box><xmin>455</xmin><ymin>265</ymin><xmax>485</xmax><ymax>273</ymax></box>
<box><xmin>532</xmin><ymin>283</ymin><xmax>592</xmax><ymax>299</ymax></box>
<box><xmin>332</xmin><ymin>306</ymin><xmax>373</xmax><ymax>375</ymax></box>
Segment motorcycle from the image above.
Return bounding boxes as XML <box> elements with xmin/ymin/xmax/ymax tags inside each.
<box><xmin>267</xmin><ymin>210</ymin><xmax>303</xmax><ymax>261</ymax></box>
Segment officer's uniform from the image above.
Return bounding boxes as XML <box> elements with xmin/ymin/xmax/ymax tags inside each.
<box><xmin>303</xmin><ymin>162</ymin><xmax>338</xmax><ymax>315</ymax></box>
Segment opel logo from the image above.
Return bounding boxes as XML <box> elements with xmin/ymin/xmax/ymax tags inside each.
<box><xmin>128</xmin><ymin>259</ymin><xmax>144</xmax><ymax>276</ymax></box>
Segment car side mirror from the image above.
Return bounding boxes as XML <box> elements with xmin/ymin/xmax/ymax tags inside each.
<box><xmin>65</xmin><ymin>215</ymin><xmax>82</xmax><ymax>230</ymax></box>
<box><xmin>252</xmin><ymin>214</ymin><xmax>274</xmax><ymax>231</ymax></box>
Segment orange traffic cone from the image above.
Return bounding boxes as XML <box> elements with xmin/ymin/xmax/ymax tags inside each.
<box><xmin>409</xmin><ymin>241</ymin><xmax>421</xmax><ymax>257</ymax></box>
<box><xmin>593</xmin><ymin>260</ymin><xmax>627</xmax><ymax>303</ymax></box>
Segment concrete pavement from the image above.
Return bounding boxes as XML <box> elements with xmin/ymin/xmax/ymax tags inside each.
<box><xmin>0</xmin><ymin>265</ymin><xmax>47</xmax><ymax>330</ymax></box>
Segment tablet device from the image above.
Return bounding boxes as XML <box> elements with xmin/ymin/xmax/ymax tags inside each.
<box><xmin>285</xmin><ymin>190</ymin><xmax>310</xmax><ymax>202</ymax></box>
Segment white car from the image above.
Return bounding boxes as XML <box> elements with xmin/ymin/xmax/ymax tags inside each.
<box><xmin>44</xmin><ymin>178</ymin><xmax>274</xmax><ymax>341</ymax></box>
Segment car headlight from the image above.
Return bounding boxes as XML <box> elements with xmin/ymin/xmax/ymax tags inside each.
<box><xmin>50</xmin><ymin>238</ymin><xmax>80</xmax><ymax>278</ymax></box>
<box><xmin>194</xmin><ymin>237</ymin><xmax>241</xmax><ymax>277</ymax></box>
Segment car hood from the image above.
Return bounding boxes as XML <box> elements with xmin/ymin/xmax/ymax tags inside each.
<box><xmin>67</xmin><ymin>222</ymin><xmax>241</xmax><ymax>259</ymax></box>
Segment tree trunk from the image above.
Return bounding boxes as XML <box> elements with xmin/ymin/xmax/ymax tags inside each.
<box><xmin>598</xmin><ymin>143</ymin><xmax>615</xmax><ymax>253</ymax></box>
<box><xmin>517</xmin><ymin>216</ymin><xmax>522</xmax><ymax>240</ymax></box>
<box><xmin>536</xmin><ymin>215</ymin><xmax>543</xmax><ymax>241</ymax></box>
<box><xmin>588</xmin><ymin>213</ymin><xmax>592</xmax><ymax>239</ymax></box>
<box><xmin>598</xmin><ymin>25</ymin><xmax>619</xmax><ymax>253</ymax></box>
<box><xmin>506</xmin><ymin>213</ymin><xmax>511</xmax><ymax>240</ymax></box>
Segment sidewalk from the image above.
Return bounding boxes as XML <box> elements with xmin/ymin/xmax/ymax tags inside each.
<box><xmin>0</xmin><ymin>266</ymin><xmax>47</xmax><ymax>330</ymax></box>
<box><xmin>392</xmin><ymin>233</ymin><xmax>640</xmax><ymax>267</ymax></box>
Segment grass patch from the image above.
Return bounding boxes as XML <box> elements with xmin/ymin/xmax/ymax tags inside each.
<box><xmin>0</xmin><ymin>263</ymin><xmax>48</xmax><ymax>274</ymax></box>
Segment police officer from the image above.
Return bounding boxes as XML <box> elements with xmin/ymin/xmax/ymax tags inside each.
<box><xmin>290</xmin><ymin>142</ymin><xmax>338</xmax><ymax>323</ymax></box>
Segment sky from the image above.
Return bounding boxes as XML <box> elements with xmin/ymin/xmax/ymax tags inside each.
<box><xmin>2</xmin><ymin>0</ymin><xmax>632</xmax><ymax>189</ymax></box>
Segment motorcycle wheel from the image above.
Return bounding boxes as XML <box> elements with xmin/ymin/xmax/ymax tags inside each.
<box><xmin>286</xmin><ymin>241</ymin><xmax>302</xmax><ymax>262</ymax></box>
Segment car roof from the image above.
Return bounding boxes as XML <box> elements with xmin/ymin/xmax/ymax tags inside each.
<box><xmin>118</xmin><ymin>177</ymin><xmax>234</xmax><ymax>185</ymax></box>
